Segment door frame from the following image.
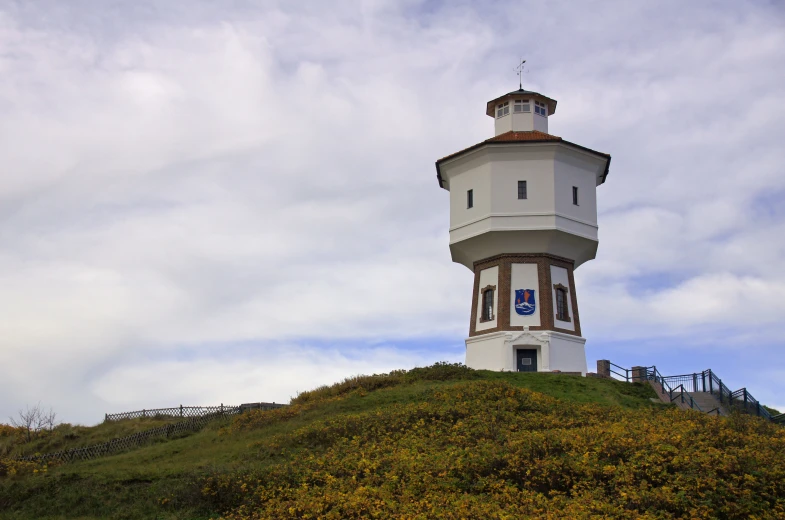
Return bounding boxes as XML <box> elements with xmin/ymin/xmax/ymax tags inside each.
<box><xmin>513</xmin><ymin>345</ymin><xmax>540</xmax><ymax>373</ymax></box>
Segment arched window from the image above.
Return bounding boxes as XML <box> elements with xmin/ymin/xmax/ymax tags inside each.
<box><xmin>480</xmin><ymin>285</ymin><xmax>495</xmax><ymax>322</ymax></box>
<box><xmin>554</xmin><ymin>284</ymin><xmax>570</xmax><ymax>322</ymax></box>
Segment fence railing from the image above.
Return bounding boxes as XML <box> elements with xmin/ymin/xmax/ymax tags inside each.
<box><xmin>645</xmin><ymin>366</ymin><xmax>703</xmax><ymax>412</ymax></box>
<box><xmin>657</xmin><ymin>368</ymin><xmax>775</xmax><ymax>419</ymax></box>
<box><xmin>18</xmin><ymin>413</ymin><xmax>226</xmax><ymax>464</ymax></box>
<box><xmin>604</xmin><ymin>361</ymin><xmax>777</xmax><ymax>423</ymax></box>
<box><xmin>18</xmin><ymin>402</ymin><xmax>287</xmax><ymax>464</ymax></box>
<box><xmin>660</xmin><ymin>370</ymin><xmax>772</xmax><ymax>420</ymax></box>
<box><xmin>730</xmin><ymin>387</ymin><xmax>771</xmax><ymax>420</ymax></box>
<box><xmin>608</xmin><ymin>362</ymin><xmax>632</xmax><ymax>382</ymax></box>
<box><xmin>104</xmin><ymin>402</ymin><xmax>284</xmax><ymax>422</ymax></box>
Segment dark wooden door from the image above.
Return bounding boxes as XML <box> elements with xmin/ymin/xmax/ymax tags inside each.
<box><xmin>516</xmin><ymin>349</ymin><xmax>537</xmax><ymax>372</ymax></box>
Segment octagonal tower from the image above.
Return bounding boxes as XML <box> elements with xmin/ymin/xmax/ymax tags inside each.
<box><xmin>435</xmin><ymin>88</ymin><xmax>611</xmax><ymax>375</ymax></box>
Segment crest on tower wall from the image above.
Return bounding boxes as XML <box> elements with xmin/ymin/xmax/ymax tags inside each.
<box><xmin>514</xmin><ymin>289</ymin><xmax>536</xmax><ymax>316</ymax></box>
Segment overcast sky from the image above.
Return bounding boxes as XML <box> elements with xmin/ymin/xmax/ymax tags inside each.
<box><xmin>1</xmin><ymin>0</ymin><xmax>784</xmax><ymax>424</ymax></box>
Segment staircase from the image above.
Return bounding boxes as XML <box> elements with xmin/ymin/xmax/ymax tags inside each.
<box><xmin>687</xmin><ymin>392</ymin><xmax>727</xmax><ymax>416</ymax></box>
<box><xmin>602</xmin><ymin>361</ymin><xmax>780</xmax><ymax>423</ymax></box>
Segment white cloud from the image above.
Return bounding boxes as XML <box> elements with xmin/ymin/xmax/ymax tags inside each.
<box><xmin>89</xmin><ymin>344</ymin><xmax>457</xmax><ymax>412</ymax></box>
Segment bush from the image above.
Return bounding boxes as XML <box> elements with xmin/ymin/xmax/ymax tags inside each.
<box><xmin>0</xmin><ymin>458</ymin><xmax>57</xmax><ymax>479</ymax></box>
<box><xmin>195</xmin><ymin>380</ymin><xmax>785</xmax><ymax>519</ymax></box>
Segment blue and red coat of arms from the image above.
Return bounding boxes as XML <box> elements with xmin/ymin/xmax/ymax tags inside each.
<box><xmin>514</xmin><ymin>289</ymin><xmax>536</xmax><ymax>316</ymax></box>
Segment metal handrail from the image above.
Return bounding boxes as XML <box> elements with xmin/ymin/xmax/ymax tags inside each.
<box><xmin>607</xmin><ymin>362</ymin><xmax>778</xmax><ymax>424</ymax></box>
<box><xmin>608</xmin><ymin>362</ymin><xmax>632</xmax><ymax>382</ymax></box>
<box><xmin>666</xmin><ymin>382</ymin><xmax>703</xmax><ymax>412</ymax></box>
<box><xmin>702</xmin><ymin>369</ymin><xmax>769</xmax><ymax>419</ymax></box>
<box><xmin>730</xmin><ymin>388</ymin><xmax>771</xmax><ymax>420</ymax></box>
<box><xmin>651</xmin><ymin>367</ymin><xmax>775</xmax><ymax>422</ymax></box>
<box><xmin>640</xmin><ymin>365</ymin><xmax>703</xmax><ymax>412</ymax></box>
<box><xmin>703</xmin><ymin>369</ymin><xmax>734</xmax><ymax>406</ymax></box>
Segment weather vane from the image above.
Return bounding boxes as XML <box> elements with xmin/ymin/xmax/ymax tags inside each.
<box><xmin>514</xmin><ymin>59</ymin><xmax>526</xmax><ymax>90</ymax></box>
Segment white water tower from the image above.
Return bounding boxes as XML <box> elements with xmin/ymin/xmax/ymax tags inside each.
<box><xmin>435</xmin><ymin>86</ymin><xmax>611</xmax><ymax>374</ymax></box>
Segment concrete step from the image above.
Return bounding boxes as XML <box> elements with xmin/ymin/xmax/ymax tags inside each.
<box><xmin>647</xmin><ymin>380</ymin><xmax>693</xmax><ymax>411</ymax></box>
<box><xmin>688</xmin><ymin>392</ymin><xmax>728</xmax><ymax>416</ymax></box>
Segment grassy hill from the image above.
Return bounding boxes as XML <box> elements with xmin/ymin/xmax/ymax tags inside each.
<box><xmin>1</xmin><ymin>364</ymin><xmax>783</xmax><ymax>519</ymax></box>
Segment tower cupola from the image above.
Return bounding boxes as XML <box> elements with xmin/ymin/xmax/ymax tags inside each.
<box><xmin>486</xmin><ymin>89</ymin><xmax>557</xmax><ymax>136</ymax></box>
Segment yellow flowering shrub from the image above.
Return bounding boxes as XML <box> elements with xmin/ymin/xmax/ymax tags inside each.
<box><xmin>0</xmin><ymin>425</ymin><xmax>24</xmax><ymax>439</ymax></box>
<box><xmin>195</xmin><ymin>380</ymin><xmax>785</xmax><ymax>519</ymax></box>
<box><xmin>0</xmin><ymin>458</ymin><xmax>56</xmax><ymax>478</ymax></box>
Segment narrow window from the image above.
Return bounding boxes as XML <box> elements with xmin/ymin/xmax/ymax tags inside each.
<box><xmin>534</xmin><ymin>100</ymin><xmax>547</xmax><ymax>116</ymax></box>
<box><xmin>514</xmin><ymin>99</ymin><xmax>530</xmax><ymax>113</ymax></box>
<box><xmin>555</xmin><ymin>288</ymin><xmax>569</xmax><ymax>321</ymax></box>
<box><xmin>572</xmin><ymin>186</ymin><xmax>579</xmax><ymax>206</ymax></box>
<box><xmin>482</xmin><ymin>288</ymin><xmax>494</xmax><ymax>321</ymax></box>
<box><xmin>467</xmin><ymin>189</ymin><xmax>473</xmax><ymax>209</ymax></box>
<box><xmin>496</xmin><ymin>101</ymin><xmax>509</xmax><ymax>118</ymax></box>
<box><xmin>518</xmin><ymin>180</ymin><xmax>527</xmax><ymax>200</ymax></box>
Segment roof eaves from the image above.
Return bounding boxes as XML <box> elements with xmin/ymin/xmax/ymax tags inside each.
<box><xmin>435</xmin><ymin>162</ymin><xmax>445</xmax><ymax>188</ymax></box>
<box><xmin>435</xmin><ymin>137</ymin><xmax>612</xmax><ymax>186</ymax></box>
<box><xmin>557</xmin><ymin>139</ymin><xmax>612</xmax><ymax>184</ymax></box>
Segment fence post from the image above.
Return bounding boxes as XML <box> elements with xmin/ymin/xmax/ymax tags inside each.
<box><xmin>143</xmin><ymin>409</ymin><xmax>146</xmax><ymax>418</ymax></box>
<box><xmin>104</xmin><ymin>413</ymin><xmax>108</xmax><ymax>422</ymax></box>
<box><xmin>180</xmin><ymin>404</ymin><xmax>183</xmax><ymax>417</ymax></box>
<box><xmin>692</xmin><ymin>373</ymin><xmax>697</xmax><ymax>392</ymax></box>
<box><xmin>597</xmin><ymin>360</ymin><xmax>611</xmax><ymax>378</ymax></box>
<box><xmin>221</xmin><ymin>403</ymin><xmax>224</xmax><ymax>414</ymax></box>
<box><xmin>631</xmin><ymin>366</ymin><xmax>646</xmax><ymax>383</ymax></box>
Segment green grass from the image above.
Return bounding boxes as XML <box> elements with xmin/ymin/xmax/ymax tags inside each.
<box><xmin>0</xmin><ymin>367</ymin><xmax>671</xmax><ymax>519</ymax></box>
<box><xmin>479</xmin><ymin>370</ymin><xmax>659</xmax><ymax>408</ymax></box>
<box><xmin>1</xmin><ymin>417</ymin><xmax>183</xmax><ymax>460</ymax></box>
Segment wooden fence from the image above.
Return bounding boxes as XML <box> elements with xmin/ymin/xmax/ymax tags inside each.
<box><xmin>104</xmin><ymin>402</ymin><xmax>283</xmax><ymax>422</ymax></box>
<box><xmin>17</xmin><ymin>402</ymin><xmax>286</xmax><ymax>464</ymax></box>
<box><xmin>105</xmin><ymin>404</ymin><xmax>234</xmax><ymax>422</ymax></box>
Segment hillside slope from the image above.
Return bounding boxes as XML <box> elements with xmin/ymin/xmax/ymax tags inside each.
<box><xmin>1</xmin><ymin>364</ymin><xmax>784</xmax><ymax>519</ymax></box>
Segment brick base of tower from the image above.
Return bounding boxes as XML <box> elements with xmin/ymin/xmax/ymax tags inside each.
<box><xmin>466</xmin><ymin>253</ymin><xmax>588</xmax><ymax>375</ymax></box>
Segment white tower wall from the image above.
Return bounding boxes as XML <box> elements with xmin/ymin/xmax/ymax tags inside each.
<box><xmin>443</xmin><ymin>146</ymin><xmax>605</xmax><ymax>270</ymax></box>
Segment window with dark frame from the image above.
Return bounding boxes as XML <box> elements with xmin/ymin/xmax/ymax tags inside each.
<box><xmin>518</xmin><ymin>180</ymin><xmax>527</xmax><ymax>200</ymax></box>
<box><xmin>482</xmin><ymin>288</ymin><xmax>494</xmax><ymax>321</ymax></box>
<box><xmin>555</xmin><ymin>287</ymin><xmax>570</xmax><ymax>322</ymax></box>
<box><xmin>572</xmin><ymin>186</ymin><xmax>579</xmax><ymax>206</ymax></box>
<box><xmin>467</xmin><ymin>189</ymin><xmax>473</xmax><ymax>208</ymax></box>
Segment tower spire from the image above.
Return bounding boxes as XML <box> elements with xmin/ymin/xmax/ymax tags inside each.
<box><xmin>514</xmin><ymin>59</ymin><xmax>526</xmax><ymax>90</ymax></box>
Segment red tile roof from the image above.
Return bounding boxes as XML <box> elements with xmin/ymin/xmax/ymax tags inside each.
<box><xmin>437</xmin><ymin>130</ymin><xmax>563</xmax><ymax>163</ymax></box>
<box><xmin>487</xmin><ymin>130</ymin><xmax>562</xmax><ymax>143</ymax></box>
<box><xmin>435</xmin><ymin>130</ymin><xmax>611</xmax><ymax>187</ymax></box>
